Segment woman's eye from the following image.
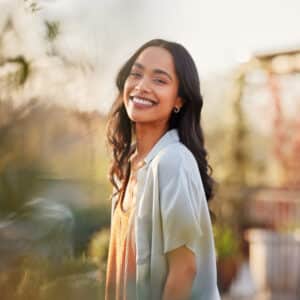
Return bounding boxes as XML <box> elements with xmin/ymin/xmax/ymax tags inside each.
<box><xmin>153</xmin><ymin>78</ymin><xmax>166</xmax><ymax>84</ymax></box>
<box><xmin>129</xmin><ymin>72</ymin><xmax>142</xmax><ymax>78</ymax></box>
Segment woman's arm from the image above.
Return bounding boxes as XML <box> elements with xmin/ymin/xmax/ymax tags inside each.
<box><xmin>162</xmin><ymin>245</ymin><xmax>197</xmax><ymax>300</ymax></box>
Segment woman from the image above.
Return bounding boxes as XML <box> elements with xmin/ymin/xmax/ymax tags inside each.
<box><xmin>105</xmin><ymin>39</ymin><xmax>220</xmax><ymax>300</ymax></box>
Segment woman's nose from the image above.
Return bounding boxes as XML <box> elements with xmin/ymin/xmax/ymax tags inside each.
<box><xmin>134</xmin><ymin>77</ymin><xmax>151</xmax><ymax>93</ymax></box>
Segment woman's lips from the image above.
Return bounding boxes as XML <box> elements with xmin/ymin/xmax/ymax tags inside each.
<box><xmin>129</xmin><ymin>96</ymin><xmax>157</xmax><ymax>109</ymax></box>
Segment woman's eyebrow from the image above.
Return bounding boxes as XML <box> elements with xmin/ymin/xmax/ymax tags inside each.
<box><xmin>133</xmin><ymin>62</ymin><xmax>144</xmax><ymax>69</ymax></box>
<box><xmin>133</xmin><ymin>62</ymin><xmax>173</xmax><ymax>81</ymax></box>
<box><xmin>153</xmin><ymin>69</ymin><xmax>173</xmax><ymax>81</ymax></box>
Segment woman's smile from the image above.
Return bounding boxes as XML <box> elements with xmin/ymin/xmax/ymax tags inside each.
<box><xmin>129</xmin><ymin>96</ymin><xmax>158</xmax><ymax>109</ymax></box>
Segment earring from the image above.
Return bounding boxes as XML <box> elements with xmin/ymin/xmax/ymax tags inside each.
<box><xmin>173</xmin><ymin>107</ymin><xmax>180</xmax><ymax>113</ymax></box>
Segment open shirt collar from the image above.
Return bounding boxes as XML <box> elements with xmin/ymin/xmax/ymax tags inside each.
<box><xmin>143</xmin><ymin>129</ymin><xmax>180</xmax><ymax>165</ymax></box>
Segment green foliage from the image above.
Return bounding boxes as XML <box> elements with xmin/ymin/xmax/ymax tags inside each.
<box><xmin>72</xmin><ymin>205</ymin><xmax>111</xmax><ymax>255</ymax></box>
<box><xmin>88</xmin><ymin>228</ymin><xmax>110</xmax><ymax>265</ymax></box>
<box><xmin>0</xmin><ymin>161</ymin><xmax>45</xmax><ymax>215</ymax></box>
<box><xmin>43</xmin><ymin>256</ymin><xmax>104</xmax><ymax>299</ymax></box>
<box><xmin>45</xmin><ymin>21</ymin><xmax>60</xmax><ymax>41</ymax></box>
<box><xmin>213</xmin><ymin>224</ymin><xmax>240</xmax><ymax>259</ymax></box>
<box><xmin>0</xmin><ymin>256</ymin><xmax>103</xmax><ymax>300</ymax></box>
<box><xmin>88</xmin><ymin>228</ymin><xmax>110</xmax><ymax>284</ymax></box>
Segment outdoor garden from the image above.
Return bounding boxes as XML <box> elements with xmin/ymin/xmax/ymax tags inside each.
<box><xmin>1</xmin><ymin>2</ymin><xmax>300</xmax><ymax>300</ymax></box>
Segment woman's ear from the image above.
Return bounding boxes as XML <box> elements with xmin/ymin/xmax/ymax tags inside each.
<box><xmin>175</xmin><ymin>96</ymin><xmax>184</xmax><ymax>109</ymax></box>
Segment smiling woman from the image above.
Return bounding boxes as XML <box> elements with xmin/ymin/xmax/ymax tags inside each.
<box><xmin>123</xmin><ymin>46</ymin><xmax>182</xmax><ymax>129</ymax></box>
<box><xmin>105</xmin><ymin>39</ymin><xmax>220</xmax><ymax>300</ymax></box>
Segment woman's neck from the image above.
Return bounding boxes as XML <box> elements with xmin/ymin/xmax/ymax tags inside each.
<box><xmin>134</xmin><ymin>123</ymin><xmax>169</xmax><ymax>159</ymax></box>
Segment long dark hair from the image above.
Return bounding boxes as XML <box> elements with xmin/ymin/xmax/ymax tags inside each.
<box><xmin>107</xmin><ymin>39</ymin><xmax>215</xmax><ymax>205</ymax></box>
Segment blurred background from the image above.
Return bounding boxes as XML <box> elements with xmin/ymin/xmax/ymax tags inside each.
<box><xmin>0</xmin><ymin>0</ymin><xmax>299</xmax><ymax>299</ymax></box>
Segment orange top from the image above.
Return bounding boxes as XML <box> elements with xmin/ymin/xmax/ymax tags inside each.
<box><xmin>105</xmin><ymin>197</ymin><xmax>136</xmax><ymax>300</ymax></box>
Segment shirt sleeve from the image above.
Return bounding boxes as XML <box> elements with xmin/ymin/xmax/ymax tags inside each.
<box><xmin>159</xmin><ymin>159</ymin><xmax>204</xmax><ymax>255</ymax></box>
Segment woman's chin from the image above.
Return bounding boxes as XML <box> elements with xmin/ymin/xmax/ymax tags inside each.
<box><xmin>129</xmin><ymin>117</ymin><xmax>153</xmax><ymax>124</ymax></box>
<box><xmin>127</xmin><ymin>113</ymin><xmax>154</xmax><ymax>124</ymax></box>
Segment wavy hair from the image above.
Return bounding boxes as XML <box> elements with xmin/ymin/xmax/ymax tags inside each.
<box><xmin>107</xmin><ymin>39</ymin><xmax>215</xmax><ymax>206</ymax></box>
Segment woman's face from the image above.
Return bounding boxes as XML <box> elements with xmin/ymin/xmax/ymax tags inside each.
<box><xmin>123</xmin><ymin>46</ymin><xmax>182</xmax><ymax>128</ymax></box>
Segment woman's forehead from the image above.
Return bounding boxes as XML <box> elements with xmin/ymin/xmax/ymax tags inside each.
<box><xmin>134</xmin><ymin>46</ymin><xmax>176</xmax><ymax>75</ymax></box>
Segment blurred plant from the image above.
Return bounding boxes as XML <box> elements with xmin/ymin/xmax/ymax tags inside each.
<box><xmin>214</xmin><ymin>224</ymin><xmax>240</xmax><ymax>259</ymax></box>
<box><xmin>45</xmin><ymin>21</ymin><xmax>60</xmax><ymax>41</ymax></box>
<box><xmin>88</xmin><ymin>228</ymin><xmax>110</xmax><ymax>283</ymax></box>
<box><xmin>44</xmin><ymin>255</ymin><xmax>97</xmax><ymax>280</ymax></box>
<box><xmin>39</xmin><ymin>255</ymin><xmax>103</xmax><ymax>300</ymax></box>
<box><xmin>0</xmin><ymin>161</ymin><xmax>44</xmax><ymax>215</ymax></box>
<box><xmin>0</xmin><ymin>56</ymin><xmax>29</xmax><ymax>91</ymax></box>
<box><xmin>268</xmin><ymin>73</ymin><xmax>300</xmax><ymax>187</ymax></box>
<box><xmin>73</xmin><ymin>206</ymin><xmax>110</xmax><ymax>255</ymax></box>
<box><xmin>214</xmin><ymin>223</ymin><xmax>241</xmax><ymax>293</ymax></box>
<box><xmin>88</xmin><ymin>228</ymin><xmax>110</xmax><ymax>264</ymax></box>
<box><xmin>0</xmin><ymin>1</ymin><xmax>60</xmax><ymax>97</ymax></box>
<box><xmin>0</xmin><ymin>255</ymin><xmax>103</xmax><ymax>300</ymax></box>
<box><xmin>23</xmin><ymin>0</ymin><xmax>42</xmax><ymax>13</ymax></box>
<box><xmin>0</xmin><ymin>100</ymin><xmax>44</xmax><ymax>214</ymax></box>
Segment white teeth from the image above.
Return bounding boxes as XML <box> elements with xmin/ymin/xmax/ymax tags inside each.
<box><xmin>132</xmin><ymin>97</ymin><xmax>154</xmax><ymax>106</ymax></box>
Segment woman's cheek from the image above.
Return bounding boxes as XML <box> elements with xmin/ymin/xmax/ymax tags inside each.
<box><xmin>123</xmin><ymin>82</ymin><xmax>131</xmax><ymax>103</ymax></box>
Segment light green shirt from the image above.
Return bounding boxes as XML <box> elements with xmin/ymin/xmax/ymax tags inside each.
<box><xmin>112</xmin><ymin>129</ymin><xmax>220</xmax><ymax>300</ymax></box>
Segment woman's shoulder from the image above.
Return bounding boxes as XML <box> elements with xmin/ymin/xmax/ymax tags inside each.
<box><xmin>152</xmin><ymin>141</ymin><xmax>198</xmax><ymax>175</ymax></box>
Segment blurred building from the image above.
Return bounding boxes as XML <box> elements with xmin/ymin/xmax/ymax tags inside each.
<box><xmin>233</xmin><ymin>47</ymin><xmax>300</xmax><ymax>299</ymax></box>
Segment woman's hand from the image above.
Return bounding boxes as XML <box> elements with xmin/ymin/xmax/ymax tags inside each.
<box><xmin>162</xmin><ymin>245</ymin><xmax>197</xmax><ymax>300</ymax></box>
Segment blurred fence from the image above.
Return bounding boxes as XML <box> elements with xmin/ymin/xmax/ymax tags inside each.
<box><xmin>247</xmin><ymin>188</ymin><xmax>300</xmax><ymax>229</ymax></box>
<box><xmin>244</xmin><ymin>188</ymin><xmax>300</xmax><ymax>299</ymax></box>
